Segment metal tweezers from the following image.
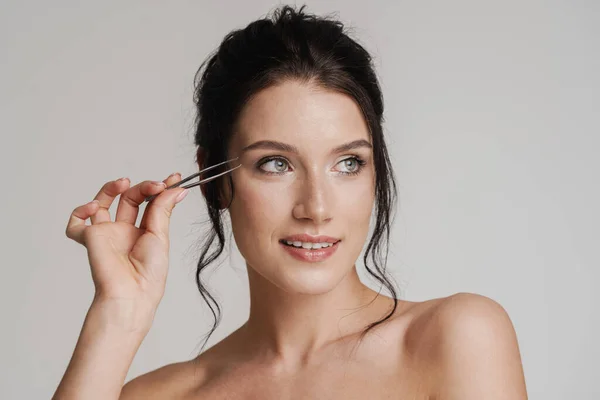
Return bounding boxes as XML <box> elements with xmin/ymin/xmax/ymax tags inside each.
<box><xmin>144</xmin><ymin>157</ymin><xmax>241</xmax><ymax>203</ymax></box>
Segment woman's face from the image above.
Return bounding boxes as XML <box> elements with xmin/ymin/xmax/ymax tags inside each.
<box><xmin>224</xmin><ymin>80</ymin><xmax>376</xmax><ymax>294</ymax></box>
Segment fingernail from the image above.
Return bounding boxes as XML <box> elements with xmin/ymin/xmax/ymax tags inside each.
<box><xmin>152</xmin><ymin>181</ymin><xmax>167</xmax><ymax>187</ymax></box>
<box><xmin>175</xmin><ymin>189</ymin><xmax>189</xmax><ymax>203</ymax></box>
<box><xmin>117</xmin><ymin>177</ymin><xmax>128</xmax><ymax>182</ymax></box>
<box><xmin>168</xmin><ymin>172</ymin><xmax>181</xmax><ymax>178</ymax></box>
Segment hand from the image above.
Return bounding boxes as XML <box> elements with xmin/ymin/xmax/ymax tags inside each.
<box><xmin>65</xmin><ymin>173</ymin><xmax>189</xmax><ymax>309</ymax></box>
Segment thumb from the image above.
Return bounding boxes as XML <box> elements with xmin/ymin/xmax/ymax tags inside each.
<box><xmin>143</xmin><ymin>187</ymin><xmax>189</xmax><ymax>240</ymax></box>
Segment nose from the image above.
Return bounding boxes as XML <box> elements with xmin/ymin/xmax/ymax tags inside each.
<box><xmin>292</xmin><ymin>171</ymin><xmax>333</xmax><ymax>224</ymax></box>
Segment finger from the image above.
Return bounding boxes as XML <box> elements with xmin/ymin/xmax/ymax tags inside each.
<box><xmin>65</xmin><ymin>200</ymin><xmax>100</xmax><ymax>245</ymax></box>
<box><xmin>140</xmin><ymin>184</ymin><xmax>189</xmax><ymax>241</ymax></box>
<box><xmin>114</xmin><ymin>177</ymin><xmax>172</xmax><ymax>225</ymax></box>
<box><xmin>90</xmin><ymin>178</ymin><xmax>131</xmax><ymax>225</ymax></box>
<box><xmin>138</xmin><ymin>173</ymin><xmax>182</xmax><ymax>229</ymax></box>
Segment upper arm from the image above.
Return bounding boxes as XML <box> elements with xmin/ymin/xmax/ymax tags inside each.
<box><xmin>431</xmin><ymin>293</ymin><xmax>528</xmax><ymax>399</ymax></box>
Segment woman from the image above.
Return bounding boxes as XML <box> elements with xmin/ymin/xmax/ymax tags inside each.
<box><xmin>55</xmin><ymin>5</ymin><xmax>527</xmax><ymax>399</ymax></box>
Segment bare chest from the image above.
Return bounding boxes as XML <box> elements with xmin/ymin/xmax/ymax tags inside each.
<box><xmin>182</xmin><ymin>301</ymin><xmax>441</xmax><ymax>399</ymax></box>
<box><xmin>189</xmin><ymin>351</ymin><xmax>433</xmax><ymax>400</ymax></box>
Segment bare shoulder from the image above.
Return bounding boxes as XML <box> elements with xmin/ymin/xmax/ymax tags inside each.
<box><xmin>119</xmin><ymin>359</ymin><xmax>207</xmax><ymax>400</ymax></box>
<box><xmin>410</xmin><ymin>292</ymin><xmax>514</xmax><ymax>332</ymax></box>
<box><xmin>118</xmin><ymin>328</ymin><xmax>240</xmax><ymax>399</ymax></box>
<box><xmin>406</xmin><ymin>292</ymin><xmax>528</xmax><ymax>399</ymax></box>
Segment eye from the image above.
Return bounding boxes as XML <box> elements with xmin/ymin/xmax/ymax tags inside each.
<box><xmin>335</xmin><ymin>156</ymin><xmax>366</xmax><ymax>175</ymax></box>
<box><xmin>338</xmin><ymin>158</ymin><xmax>359</xmax><ymax>173</ymax></box>
<box><xmin>258</xmin><ymin>157</ymin><xmax>291</xmax><ymax>174</ymax></box>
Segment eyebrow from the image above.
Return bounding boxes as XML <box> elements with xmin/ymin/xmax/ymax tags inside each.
<box><xmin>240</xmin><ymin>139</ymin><xmax>373</xmax><ymax>155</ymax></box>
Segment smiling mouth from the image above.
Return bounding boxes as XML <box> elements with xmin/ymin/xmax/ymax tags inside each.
<box><xmin>279</xmin><ymin>239</ymin><xmax>341</xmax><ymax>249</ymax></box>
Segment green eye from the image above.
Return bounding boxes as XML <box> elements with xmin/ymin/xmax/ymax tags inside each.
<box><xmin>336</xmin><ymin>157</ymin><xmax>366</xmax><ymax>176</ymax></box>
<box><xmin>256</xmin><ymin>156</ymin><xmax>366</xmax><ymax>176</ymax></box>
<box><xmin>341</xmin><ymin>158</ymin><xmax>358</xmax><ymax>172</ymax></box>
<box><xmin>258</xmin><ymin>157</ymin><xmax>290</xmax><ymax>174</ymax></box>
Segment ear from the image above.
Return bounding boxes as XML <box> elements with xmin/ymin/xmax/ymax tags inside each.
<box><xmin>196</xmin><ymin>147</ymin><xmax>209</xmax><ymax>199</ymax></box>
<box><xmin>219</xmin><ymin>175</ymin><xmax>233</xmax><ymax>210</ymax></box>
<box><xmin>196</xmin><ymin>147</ymin><xmax>232</xmax><ymax>210</ymax></box>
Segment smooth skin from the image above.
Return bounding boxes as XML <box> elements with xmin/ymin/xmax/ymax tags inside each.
<box><xmin>55</xmin><ymin>80</ymin><xmax>527</xmax><ymax>399</ymax></box>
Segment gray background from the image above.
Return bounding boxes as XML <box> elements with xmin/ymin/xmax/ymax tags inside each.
<box><xmin>1</xmin><ymin>1</ymin><xmax>598</xmax><ymax>398</ymax></box>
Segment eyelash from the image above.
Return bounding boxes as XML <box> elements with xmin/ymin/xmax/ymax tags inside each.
<box><xmin>256</xmin><ymin>156</ymin><xmax>367</xmax><ymax>176</ymax></box>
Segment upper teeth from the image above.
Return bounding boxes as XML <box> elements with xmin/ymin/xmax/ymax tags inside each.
<box><xmin>285</xmin><ymin>241</ymin><xmax>336</xmax><ymax>249</ymax></box>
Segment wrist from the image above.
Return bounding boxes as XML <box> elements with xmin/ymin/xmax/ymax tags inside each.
<box><xmin>89</xmin><ymin>295</ymin><xmax>157</xmax><ymax>336</ymax></box>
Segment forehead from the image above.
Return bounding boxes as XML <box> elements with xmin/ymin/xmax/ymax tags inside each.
<box><xmin>230</xmin><ymin>80</ymin><xmax>371</xmax><ymax>147</ymax></box>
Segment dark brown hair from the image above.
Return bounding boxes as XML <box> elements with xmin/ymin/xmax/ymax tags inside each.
<box><xmin>192</xmin><ymin>4</ymin><xmax>399</xmax><ymax>353</ymax></box>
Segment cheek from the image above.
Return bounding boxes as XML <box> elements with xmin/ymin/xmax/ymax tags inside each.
<box><xmin>341</xmin><ymin>177</ymin><xmax>376</xmax><ymax>223</ymax></box>
<box><xmin>228</xmin><ymin>179</ymin><xmax>290</xmax><ymax>246</ymax></box>
<box><xmin>227</xmin><ymin>172</ymin><xmax>375</xmax><ymax>250</ymax></box>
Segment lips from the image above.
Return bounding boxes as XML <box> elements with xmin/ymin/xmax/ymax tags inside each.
<box><xmin>278</xmin><ymin>233</ymin><xmax>341</xmax><ymax>263</ymax></box>
<box><xmin>279</xmin><ymin>233</ymin><xmax>341</xmax><ymax>244</ymax></box>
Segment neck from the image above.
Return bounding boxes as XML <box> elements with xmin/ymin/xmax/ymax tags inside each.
<box><xmin>242</xmin><ymin>263</ymin><xmax>390</xmax><ymax>366</ymax></box>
